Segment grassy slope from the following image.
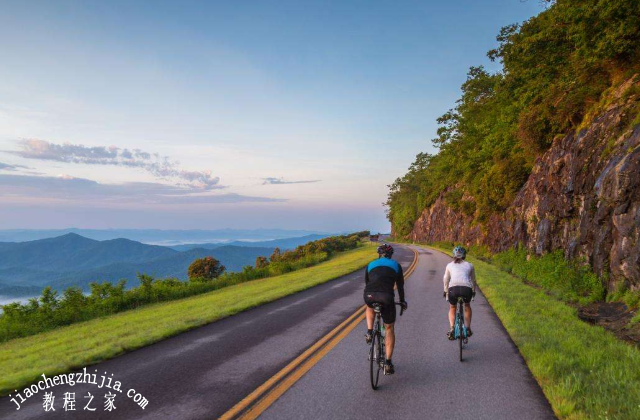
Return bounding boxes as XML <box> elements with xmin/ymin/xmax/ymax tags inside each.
<box><xmin>0</xmin><ymin>245</ymin><xmax>376</xmax><ymax>395</ymax></box>
<box><xmin>429</xmin><ymin>245</ymin><xmax>640</xmax><ymax>420</ymax></box>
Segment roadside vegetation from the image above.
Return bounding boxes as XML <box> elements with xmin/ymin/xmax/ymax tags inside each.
<box><xmin>0</xmin><ymin>232</ymin><xmax>369</xmax><ymax>342</ymax></box>
<box><xmin>387</xmin><ymin>0</ymin><xmax>640</xmax><ymax>235</ymax></box>
<box><xmin>491</xmin><ymin>248</ymin><xmax>605</xmax><ymax>304</ymax></box>
<box><xmin>426</xmin><ymin>244</ymin><xmax>640</xmax><ymax>420</ymax></box>
<box><xmin>425</xmin><ymin>241</ymin><xmax>607</xmax><ymax>305</ymax></box>
<box><xmin>0</xmin><ymin>244</ymin><xmax>377</xmax><ymax>396</ymax></box>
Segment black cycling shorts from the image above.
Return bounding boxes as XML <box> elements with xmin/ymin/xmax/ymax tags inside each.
<box><xmin>448</xmin><ymin>286</ymin><xmax>473</xmax><ymax>305</ymax></box>
<box><xmin>364</xmin><ymin>291</ymin><xmax>396</xmax><ymax>324</ymax></box>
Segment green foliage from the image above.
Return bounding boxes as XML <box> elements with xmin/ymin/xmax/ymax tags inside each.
<box><xmin>492</xmin><ymin>247</ymin><xmax>605</xmax><ymax>304</ymax></box>
<box><xmin>0</xmin><ymin>233</ymin><xmax>365</xmax><ymax>342</ymax></box>
<box><xmin>467</xmin><ymin>252</ymin><xmax>640</xmax><ymax>420</ymax></box>
<box><xmin>0</xmin><ymin>245</ymin><xmax>377</xmax><ymax>396</ymax></box>
<box><xmin>607</xmin><ymin>281</ymin><xmax>640</xmax><ymax>310</ymax></box>
<box><xmin>387</xmin><ymin>0</ymin><xmax>640</xmax><ymax>235</ymax></box>
<box><xmin>188</xmin><ymin>256</ymin><xmax>226</xmax><ymax>281</ymax></box>
<box><xmin>255</xmin><ymin>256</ymin><xmax>269</xmax><ymax>269</ymax></box>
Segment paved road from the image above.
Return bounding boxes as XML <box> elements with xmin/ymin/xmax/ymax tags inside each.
<box><xmin>259</xmin><ymin>245</ymin><xmax>556</xmax><ymax>420</ymax></box>
<box><xmin>0</xmin><ymin>247</ymin><xmax>416</xmax><ymax>420</ymax></box>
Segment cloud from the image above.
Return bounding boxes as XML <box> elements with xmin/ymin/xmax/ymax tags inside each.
<box><xmin>0</xmin><ymin>174</ymin><xmax>284</xmax><ymax>205</ymax></box>
<box><xmin>262</xmin><ymin>177</ymin><xmax>321</xmax><ymax>185</ymax></box>
<box><xmin>0</xmin><ymin>161</ymin><xmax>29</xmax><ymax>171</ymax></box>
<box><xmin>8</xmin><ymin>139</ymin><xmax>222</xmax><ymax>190</ymax></box>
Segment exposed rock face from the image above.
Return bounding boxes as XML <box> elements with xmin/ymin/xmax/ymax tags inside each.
<box><xmin>410</xmin><ymin>76</ymin><xmax>640</xmax><ymax>291</ymax></box>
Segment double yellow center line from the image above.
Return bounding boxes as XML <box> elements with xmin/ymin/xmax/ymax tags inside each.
<box><xmin>219</xmin><ymin>246</ymin><xmax>419</xmax><ymax>420</ymax></box>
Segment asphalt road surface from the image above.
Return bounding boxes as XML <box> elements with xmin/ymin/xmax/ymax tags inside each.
<box><xmin>0</xmin><ymin>245</ymin><xmax>555</xmax><ymax>419</ymax></box>
<box><xmin>259</xmin><ymin>246</ymin><xmax>556</xmax><ymax>420</ymax></box>
<box><xmin>0</xmin><ymin>246</ymin><xmax>416</xmax><ymax>420</ymax></box>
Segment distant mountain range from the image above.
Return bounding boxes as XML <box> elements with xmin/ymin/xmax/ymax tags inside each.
<box><xmin>0</xmin><ymin>228</ymin><xmax>330</xmax><ymax>245</ymax></box>
<box><xmin>170</xmin><ymin>234</ymin><xmax>330</xmax><ymax>251</ymax></box>
<box><xmin>0</xmin><ymin>233</ymin><xmax>276</xmax><ymax>297</ymax></box>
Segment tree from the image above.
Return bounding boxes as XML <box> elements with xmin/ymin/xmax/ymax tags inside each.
<box><xmin>270</xmin><ymin>248</ymin><xmax>282</xmax><ymax>262</ymax></box>
<box><xmin>255</xmin><ymin>256</ymin><xmax>269</xmax><ymax>269</ymax></box>
<box><xmin>188</xmin><ymin>257</ymin><xmax>226</xmax><ymax>281</ymax></box>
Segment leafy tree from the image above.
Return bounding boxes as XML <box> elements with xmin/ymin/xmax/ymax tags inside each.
<box><xmin>270</xmin><ymin>248</ymin><xmax>282</xmax><ymax>262</ymax></box>
<box><xmin>188</xmin><ymin>257</ymin><xmax>226</xmax><ymax>281</ymax></box>
<box><xmin>255</xmin><ymin>256</ymin><xmax>269</xmax><ymax>269</ymax></box>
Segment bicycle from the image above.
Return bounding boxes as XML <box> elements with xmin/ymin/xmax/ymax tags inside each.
<box><xmin>369</xmin><ymin>302</ymin><xmax>404</xmax><ymax>390</ymax></box>
<box><xmin>444</xmin><ymin>292</ymin><xmax>474</xmax><ymax>362</ymax></box>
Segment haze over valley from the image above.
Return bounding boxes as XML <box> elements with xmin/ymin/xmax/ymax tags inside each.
<box><xmin>0</xmin><ymin>229</ymin><xmax>335</xmax><ymax>299</ymax></box>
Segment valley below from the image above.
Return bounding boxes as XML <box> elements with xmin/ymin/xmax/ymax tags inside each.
<box><xmin>0</xmin><ymin>230</ymin><xmax>331</xmax><ymax>300</ymax></box>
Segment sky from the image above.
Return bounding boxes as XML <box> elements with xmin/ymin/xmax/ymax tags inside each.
<box><xmin>0</xmin><ymin>0</ymin><xmax>544</xmax><ymax>233</ymax></box>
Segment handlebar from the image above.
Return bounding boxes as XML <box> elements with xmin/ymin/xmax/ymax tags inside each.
<box><xmin>395</xmin><ymin>302</ymin><xmax>405</xmax><ymax>316</ymax></box>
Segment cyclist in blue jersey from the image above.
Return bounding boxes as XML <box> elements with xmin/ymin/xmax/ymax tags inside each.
<box><xmin>363</xmin><ymin>244</ymin><xmax>407</xmax><ymax>375</ymax></box>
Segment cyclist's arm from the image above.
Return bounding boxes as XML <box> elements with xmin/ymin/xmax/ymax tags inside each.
<box><xmin>443</xmin><ymin>265</ymin><xmax>451</xmax><ymax>292</ymax></box>
<box><xmin>470</xmin><ymin>265</ymin><xmax>477</xmax><ymax>293</ymax></box>
<box><xmin>396</xmin><ymin>264</ymin><xmax>405</xmax><ymax>302</ymax></box>
<box><xmin>364</xmin><ymin>265</ymin><xmax>369</xmax><ymax>285</ymax></box>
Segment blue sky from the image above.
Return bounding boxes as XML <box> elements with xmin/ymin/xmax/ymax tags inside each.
<box><xmin>0</xmin><ymin>0</ymin><xmax>543</xmax><ymax>232</ymax></box>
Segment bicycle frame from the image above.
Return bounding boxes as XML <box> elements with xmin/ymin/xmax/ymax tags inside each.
<box><xmin>454</xmin><ymin>297</ymin><xmax>468</xmax><ymax>340</ymax></box>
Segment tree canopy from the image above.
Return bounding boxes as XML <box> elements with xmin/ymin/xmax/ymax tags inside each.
<box><xmin>387</xmin><ymin>0</ymin><xmax>640</xmax><ymax>236</ymax></box>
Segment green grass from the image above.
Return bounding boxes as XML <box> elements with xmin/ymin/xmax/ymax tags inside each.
<box><xmin>428</xmin><ymin>245</ymin><xmax>640</xmax><ymax>420</ymax></box>
<box><xmin>0</xmin><ymin>245</ymin><xmax>377</xmax><ymax>396</ymax></box>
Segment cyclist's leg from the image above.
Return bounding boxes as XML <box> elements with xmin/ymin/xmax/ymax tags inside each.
<box><xmin>379</xmin><ymin>293</ymin><xmax>396</xmax><ymax>361</ymax></box>
<box><xmin>363</xmin><ymin>293</ymin><xmax>377</xmax><ymax>343</ymax></box>
<box><xmin>447</xmin><ymin>287</ymin><xmax>457</xmax><ymax>330</ymax></box>
<box><xmin>365</xmin><ymin>307</ymin><xmax>375</xmax><ymax>330</ymax></box>
<box><xmin>461</xmin><ymin>286</ymin><xmax>473</xmax><ymax>329</ymax></box>
<box><xmin>448</xmin><ymin>304</ymin><xmax>456</xmax><ymax>328</ymax></box>
<box><xmin>384</xmin><ymin>322</ymin><xmax>395</xmax><ymax>360</ymax></box>
<box><xmin>464</xmin><ymin>303</ymin><xmax>472</xmax><ymax>329</ymax></box>
<box><xmin>363</xmin><ymin>292</ymin><xmax>380</xmax><ymax>330</ymax></box>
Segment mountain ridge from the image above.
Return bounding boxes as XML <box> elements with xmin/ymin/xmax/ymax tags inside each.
<box><xmin>170</xmin><ymin>234</ymin><xmax>330</xmax><ymax>251</ymax></box>
<box><xmin>0</xmin><ymin>234</ymin><xmax>276</xmax><ymax>296</ymax></box>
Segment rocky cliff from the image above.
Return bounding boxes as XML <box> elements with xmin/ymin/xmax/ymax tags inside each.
<box><xmin>410</xmin><ymin>76</ymin><xmax>640</xmax><ymax>291</ymax></box>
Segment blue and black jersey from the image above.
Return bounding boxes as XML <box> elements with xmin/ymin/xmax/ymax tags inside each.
<box><xmin>364</xmin><ymin>257</ymin><xmax>405</xmax><ymax>301</ymax></box>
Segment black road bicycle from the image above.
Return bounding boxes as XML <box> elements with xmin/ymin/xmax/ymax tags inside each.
<box><xmin>369</xmin><ymin>302</ymin><xmax>404</xmax><ymax>390</ymax></box>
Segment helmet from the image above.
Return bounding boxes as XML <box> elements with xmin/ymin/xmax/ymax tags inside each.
<box><xmin>377</xmin><ymin>243</ymin><xmax>394</xmax><ymax>258</ymax></box>
<box><xmin>452</xmin><ymin>245</ymin><xmax>467</xmax><ymax>259</ymax></box>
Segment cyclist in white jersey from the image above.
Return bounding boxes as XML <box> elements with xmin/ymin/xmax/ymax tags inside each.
<box><xmin>443</xmin><ymin>246</ymin><xmax>476</xmax><ymax>339</ymax></box>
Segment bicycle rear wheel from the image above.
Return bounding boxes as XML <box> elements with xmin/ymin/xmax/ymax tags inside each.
<box><xmin>457</xmin><ymin>303</ymin><xmax>464</xmax><ymax>362</ymax></box>
<box><xmin>370</xmin><ymin>331</ymin><xmax>381</xmax><ymax>389</ymax></box>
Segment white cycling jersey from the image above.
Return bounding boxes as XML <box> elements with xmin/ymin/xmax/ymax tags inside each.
<box><xmin>443</xmin><ymin>260</ymin><xmax>476</xmax><ymax>291</ymax></box>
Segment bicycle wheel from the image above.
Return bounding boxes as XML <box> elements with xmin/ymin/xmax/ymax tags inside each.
<box><xmin>370</xmin><ymin>330</ymin><xmax>381</xmax><ymax>390</ymax></box>
<box><xmin>459</xmin><ymin>326</ymin><xmax>463</xmax><ymax>362</ymax></box>
<box><xmin>458</xmin><ymin>303</ymin><xmax>464</xmax><ymax>362</ymax></box>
